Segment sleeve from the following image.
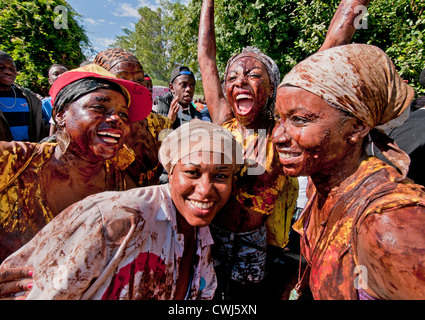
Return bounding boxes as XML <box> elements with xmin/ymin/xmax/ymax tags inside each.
<box><xmin>1</xmin><ymin>198</ymin><xmax>110</xmax><ymax>300</ymax></box>
<box><xmin>0</xmin><ymin>142</ymin><xmax>36</xmax><ymax>187</ymax></box>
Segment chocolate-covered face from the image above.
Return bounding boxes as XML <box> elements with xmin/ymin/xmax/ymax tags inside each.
<box><xmin>110</xmin><ymin>61</ymin><xmax>146</xmax><ymax>87</ymax></box>
<box><xmin>272</xmin><ymin>86</ymin><xmax>355</xmax><ymax>178</ymax></box>
<box><xmin>225</xmin><ymin>56</ymin><xmax>273</xmax><ymax>126</ymax></box>
<box><xmin>56</xmin><ymin>88</ymin><xmax>130</xmax><ymax>161</ymax></box>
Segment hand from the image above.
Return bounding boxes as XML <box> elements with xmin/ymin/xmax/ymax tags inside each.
<box><xmin>167</xmin><ymin>95</ymin><xmax>181</xmax><ymax>123</ymax></box>
<box><xmin>0</xmin><ymin>267</ymin><xmax>33</xmax><ymax>300</ymax></box>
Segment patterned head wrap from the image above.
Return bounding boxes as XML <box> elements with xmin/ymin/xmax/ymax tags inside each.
<box><xmin>280</xmin><ymin>44</ymin><xmax>415</xmax><ymax>178</ymax></box>
<box><xmin>94</xmin><ymin>48</ymin><xmax>143</xmax><ymax>72</ymax></box>
<box><xmin>159</xmin><ymin>119</ymin><xmax>243</xmax><ymax>174</ymax></box>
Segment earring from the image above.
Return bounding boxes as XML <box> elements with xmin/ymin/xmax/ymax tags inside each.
<box><xmin>349</xmin><ymin>136</ymin><xmax>358</xmax><ymax>144</ymax></box>
<box><xmin>54</xmin><ymin>129</ymin><xmax>71</xmax><ymax>157</ymax></box>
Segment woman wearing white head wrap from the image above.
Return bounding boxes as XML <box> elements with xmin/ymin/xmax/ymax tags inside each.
<box><xmin>1</xmin><ymin>120</ymin><xmax>242</xmax><ymax>300</ymax></box>
<box><xmin>272</xmin><ymin>44</ymin><xmax>425</xmax><ymax>300</ymax></box>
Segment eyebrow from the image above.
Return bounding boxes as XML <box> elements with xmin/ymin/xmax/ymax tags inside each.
<box><xmin>94</xmin><ymin>96</ymin><xmax>112</xmax><ymax>103</ymax></box>
<box><xmin>182</xmin><ymin>163</ymin><xmax>232</xmax><ymax>170</ymax></box>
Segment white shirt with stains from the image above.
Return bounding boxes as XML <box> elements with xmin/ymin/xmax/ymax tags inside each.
<box><xmin>1</xmin><ymin>184</ymin><xmax>217</xmax><ymax>300</ymax></box>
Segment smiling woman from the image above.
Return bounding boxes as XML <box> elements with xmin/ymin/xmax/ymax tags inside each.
<box><xmin>0</xmin><ymin>120</ymin><xmax>242</xmax><ymax>300</ymax></box>
<box><xmin>0</xmin><ymin>64</ymin><xmax>152</xmax><ymax>265</ymax></box>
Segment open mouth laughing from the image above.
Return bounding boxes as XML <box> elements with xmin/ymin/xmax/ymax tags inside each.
<box><xmin>235</xmin><ymin>93</ymin><xmax>254</xmax><ymax>116</ymax></box>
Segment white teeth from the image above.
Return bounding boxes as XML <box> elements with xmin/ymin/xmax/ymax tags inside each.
<box><xmin>279</xmin><ymin>152</ymin><xmax>300</xmax><ymax>159</ymax></box>
<box><xmin>98</xmin><ymin>131</ymin><xmax>121</xmax><ymax>139</ymax></box>
<box><xmin>236</xmin><ymin>94</ymin><xmax>253</xmax><ymax>100</ymax></box>
<box><xmin>97</xmin><ymin>131</ymin><xmax>121</xmax><ymax>144</ymax></box>
<box><xmin>189</xmin><ymin>200</ymin><xmax>214</xmax><ymax>210</ymax></box>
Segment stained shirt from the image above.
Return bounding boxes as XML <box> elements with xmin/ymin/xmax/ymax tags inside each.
<box><xmin>0</xmin><ymin>141</ymin><xmax>129</xmax><ymax>263</ymax></box>
<box><xmin>222</xmin><ymin>118</ymin><xmax>298</xmax><ymax>248</ymax></box>
<box><xmin>1</xmin><ymin>184</ymin><xmax>217</xmax><ymax>300</ymax></box>
<box><xmin>293</xmin><ymin>157</ymin><xmax>425</xmax><ymax>300</ymax></box>
<box><xmin>125</xmin><ymin>112</ymin><xmax>172</xmax><ymax>186</ymax></box>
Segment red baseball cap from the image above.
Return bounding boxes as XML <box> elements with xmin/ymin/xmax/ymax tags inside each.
<box><xmin>49</xmin><ymin>64</ymin><xmax>152</xmax><ymax>122</ymax></box>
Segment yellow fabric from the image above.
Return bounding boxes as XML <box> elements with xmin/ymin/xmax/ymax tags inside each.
<box><xmin>222</xmin><ymin>118</ymin><xmax>299</xmax><ymax>247</ymax></box>
<box><xmin>123</xmin><ymin>112</ymin><xmax>172</xmax><ymax>186</ymax></box>
<box><xmin>0</xmin><ymin>141</ymin><xmax>128</xmax><ymax>262</ymax></box>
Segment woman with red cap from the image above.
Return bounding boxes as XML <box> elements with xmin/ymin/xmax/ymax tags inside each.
<box><xmin>0</xmin><ymin>64</ymin><xmax>152</xmax><ymax>266</ymax></box>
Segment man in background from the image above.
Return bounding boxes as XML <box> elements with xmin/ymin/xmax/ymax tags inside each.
<box><xmin>0</xmin><ymin>50</ymin><xmax>48</xmax><ymax>142</ymax></box>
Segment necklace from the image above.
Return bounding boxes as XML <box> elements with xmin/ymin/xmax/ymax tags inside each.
<box><xmin>0</xmin><ymin>86</ymin><xmax>17</xmax><ymax>109</ymax></box>
<box><xmin>288</xmin><ymin>192</ymin><xmax>333</xmax><ymax>300</ymax></box>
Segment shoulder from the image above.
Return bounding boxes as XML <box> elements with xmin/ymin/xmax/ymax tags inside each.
<box><xmin>14</xmin><ymin>84</ymin><xmax>41</xmax><ymax>102</ymax></box>
<box><xmin>355</xmin><ymin>183</ymin><xmax>425</xmax><ymax>299</ymax></box>
<box><xmin>0</xmin><ymin>141</ymin><xmax>54</xmax><ymax>165</ymax></box>
<box><xmin>93</xmin><ymin>184</ymin><xmax>171</xmax><ymax>221</ymax></box>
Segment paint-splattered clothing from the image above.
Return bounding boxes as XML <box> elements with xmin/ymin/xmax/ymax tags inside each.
<box><xmin>293</xmin><ymin>157</ymin><xmax>425</xmax><ymax>299</ymax></box>
<box><xmin>125</xmin><ymin>112</ymin><xmax>172</xmax><ymax>186</ymax></box>
<box><xmin>222</xmin><ymin>118</ymin><xmax>298</xmax><ymax>247</ymax></box>
<box><xmin>0</xmin><ymin>141</ymin><xmax>128</xmax><ymax>263</ymax></box>
<box><xmin>1</xmin><ymin>184</ymin><xmax>217</xmax><ymax>300</ymax></box>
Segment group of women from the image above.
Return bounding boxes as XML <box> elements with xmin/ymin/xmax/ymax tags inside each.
<box><xmin>0</xmin><ymin>0</ymin><xmax>424</xmax><ymax>300</ymax></box>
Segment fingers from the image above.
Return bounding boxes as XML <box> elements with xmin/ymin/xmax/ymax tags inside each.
<box><xmin>0</xmin><ymin>267</ymin><xmax>33</xmax><ymax>283</ymax></box>
<box><xmin>0</xmin><ymin>279</ymin><xmax>33</xmax><ymax>298</ymax></box>
<box><xmin>0</xmin><ymin>267</ymin><xmax>33</xmax><ymax>299</ymax></box>
<box><xmin>167</xmin><ymin>95</ymin><xmax>181</xmax><ymax>122</ymax></box>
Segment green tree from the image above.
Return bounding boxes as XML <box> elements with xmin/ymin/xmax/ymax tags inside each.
<box><xmin>112</xmin><ymin>1</ymin><xmax>206</xmax><ymax>95</ymax></box>
<box><xmin>0</xmin><ymin>0</ymin><xmax>92</xmax><ymax>95</ymax></box>
<box><xmin>113</xmin><ymin>6</ymin><xmax>170</xmax><ymax>83</ymax></box>
<box><xmin>112</xmin><ymin>0</ymin><xmax>425</xmax><ymax>94</ymax></box>
<box><xmin>291</xmin><ymin>0</ymin><xmax>425</xmax><ymax>94</ymax></box>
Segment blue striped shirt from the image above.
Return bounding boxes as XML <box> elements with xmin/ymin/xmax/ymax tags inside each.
<box><xmin>0</xmin><ymin>87</ymin><xmax>30</xmax><ymax>141</ymax></box>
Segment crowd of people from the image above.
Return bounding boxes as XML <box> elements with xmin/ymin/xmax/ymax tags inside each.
<box><xmin>0</xmin><ymin>0</ymin><xmax>424</xmax><ymax>300</ymax></box>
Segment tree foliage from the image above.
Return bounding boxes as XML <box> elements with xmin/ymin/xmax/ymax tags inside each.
<box><xmin>116</xmin><ymin>0</ymin><xmax>424</xmax><ymax>95</ymax></box>
<box><xmin>0</xmin><ymin>0</ymin><xmax>91</xmax><ymax>95</ymax></box>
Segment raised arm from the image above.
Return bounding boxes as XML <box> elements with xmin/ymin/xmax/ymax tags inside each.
<box><xmin>319</xmin><ymin>0</ymin><xmax>371</xmax><ymax>52</ymax></box>
<box><xmin>198</xmin><ymin>0</ymin><xmax>233</xmax><ymax>125</ymax></box>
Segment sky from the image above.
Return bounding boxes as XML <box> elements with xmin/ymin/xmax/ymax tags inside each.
<box><xmin>66</xmin><ymin>0</ymin><xmax>188</xmax><ymax>58</ymax></box>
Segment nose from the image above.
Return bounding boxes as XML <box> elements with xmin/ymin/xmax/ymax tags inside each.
<box><xmin>105</xmin><ymin>112</ymin><xmax>125</xmax><ymax>126</ymax></box>
<box><xmin>234</xmin><ymin>73</ymin><xmax>248</xmax><ymax>87</ymax></box>
<box><xmin>272</xmin><ymin>123</ymin><xmax>291</xmax><ymax>145</ymax></box>
<box><xmin>196</xmin><ymin>174</ymin><xmax>215</xmax><ymax>198</ymax></box>
<box><xmin>3</xmin><ymin>68</ymin><xmax>13</xmax><ymax>75</ymax></box>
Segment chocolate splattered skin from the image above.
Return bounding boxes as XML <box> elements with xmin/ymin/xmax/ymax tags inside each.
<box><xmin>273</xmin><ymin>44</ymin><xmax>425</xmax><ymax>300</ymax></box>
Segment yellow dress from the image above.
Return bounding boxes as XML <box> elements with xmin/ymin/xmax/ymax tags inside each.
<box><xmin>222</xmin><ymin>118</ymin><xmax>299</xmax><ymax>248</ymax></box>
<box><xmin>0</xmin><ymin>141</ymin><xmax>129</xmax><ymax>263</ymax></box>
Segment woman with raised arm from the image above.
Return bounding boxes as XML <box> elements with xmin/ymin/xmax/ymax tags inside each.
<box><xmin>198</xmin><ymin>0</ymin><xmax>369</xmax><ymax>299</ymax></box>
